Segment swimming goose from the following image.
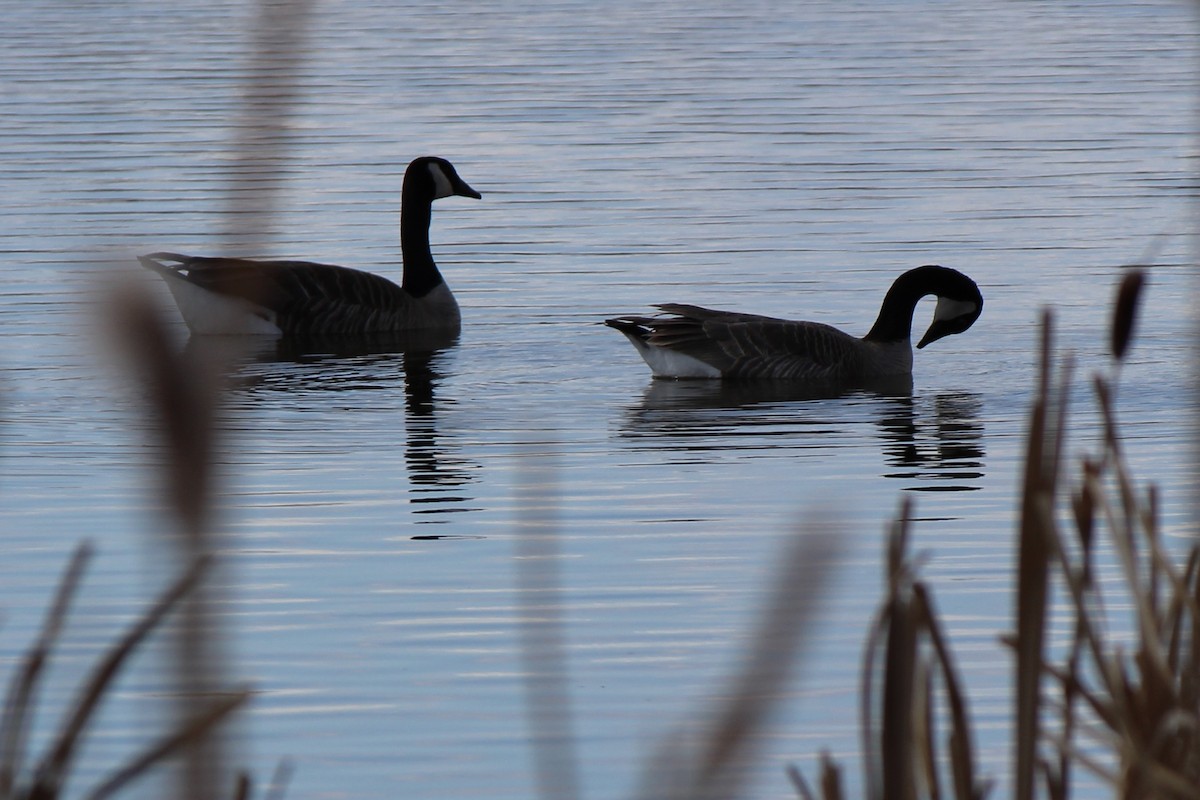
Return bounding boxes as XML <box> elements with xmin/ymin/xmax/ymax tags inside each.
<box><xmin>139</xmin><ymin>156</ymin><xmax>481</xmax><ymax>336</ymax></box>
<box><xmin>605</xmin><ymin>265</ymin><xmax>982</xmax><ymax>381</ymax></box>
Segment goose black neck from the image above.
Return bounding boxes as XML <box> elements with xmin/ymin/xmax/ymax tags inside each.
<box><xmin>864</xmin><ymin>271</ymin><xmax>929</xmax><ymax>343</ymax></box>
<box><xmin>400</xmin><ymin>189</ymin><xmax>443</xmax><ymax>298</ymax></box>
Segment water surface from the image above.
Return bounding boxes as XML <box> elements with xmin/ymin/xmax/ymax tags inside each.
<box><xmin>0</xmin><ymin>1</ymin><xmax>1196</xmax><ymax>798</ymax></box>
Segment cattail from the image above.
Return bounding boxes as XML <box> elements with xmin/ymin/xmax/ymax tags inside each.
<box><xmin>1110</xmin><ymin>269</ymin><xmax>1146</xmax><ymax>361</ymax></box>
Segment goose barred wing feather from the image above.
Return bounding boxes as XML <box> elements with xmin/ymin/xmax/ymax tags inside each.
<box><xmin>141</xmin><ymin>253</ymin><xmax>414</xmax><ymax>335</ymax></box>
<box><xmin>651</xmin><ymin>304</ymin><xmax>865</xmax><ymax>380</ymax></box>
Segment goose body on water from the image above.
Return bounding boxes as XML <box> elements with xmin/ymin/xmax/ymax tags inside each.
<box><xmin>140</xmin><ymin>156</ymin><xmax>481</xmax><ymax>337</ymax></box>
<box><xmin>605</xmin><ymin>265</ymin><xmax>982</xmax><ymax>381</ymax></box>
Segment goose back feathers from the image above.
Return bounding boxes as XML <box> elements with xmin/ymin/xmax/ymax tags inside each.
<box><xmin>605</xmin><ymin>265</ymin><xmax>982</xmax><ymax>381</ymax></box>
<box><xmin>140</xmin><ymin>156</ymin><xmax>480</xmax><ymax>337</ymax></box>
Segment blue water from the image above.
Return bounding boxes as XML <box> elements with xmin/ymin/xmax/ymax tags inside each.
<box><xmin>0</xmin><ymin>1</ymin><xmax>1196</xmax><ymax>798</ymax></box>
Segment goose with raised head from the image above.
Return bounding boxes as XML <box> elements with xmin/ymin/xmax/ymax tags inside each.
<box><xmin>139</xmin><ymin>156</ymin><xmax>481</xmax><ymax>337</ymax></box>
<box><xmin>605</xmin><ymin>265</ymin><xmax>982</xmax><ymax>381</ymax></box>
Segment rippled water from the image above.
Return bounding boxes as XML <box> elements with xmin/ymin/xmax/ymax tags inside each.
<box><xmin>1</xmin><ymin>1</ymin><xmax>1197</xmax><ymax>798</ymax></box>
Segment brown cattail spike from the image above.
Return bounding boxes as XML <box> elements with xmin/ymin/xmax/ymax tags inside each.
<box><xmin>1111</xmin><ymin>269</ymin><xmax>1146</xmax><ymax>361</ymax></box>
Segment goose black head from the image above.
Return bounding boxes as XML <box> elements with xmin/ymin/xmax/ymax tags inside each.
<box><xmin>914</xmin><ymin>266</ymin><xmax>983</xmax><ymax>349</ymax></box>
<box><xmin>406</xmin><ymin>156</ymin><xmax>482</xmax><ymax>201</ymax></box>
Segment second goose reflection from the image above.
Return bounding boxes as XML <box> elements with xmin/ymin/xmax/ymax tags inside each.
<box><xmin>618</xmin><ymin>381</ymin><xmax>985</xmax><ymax>492</ymax></box>
<box><xmin>188</xmin><ymin>334</ymin><xmax>480</xmax><ymax>525</ymax></box>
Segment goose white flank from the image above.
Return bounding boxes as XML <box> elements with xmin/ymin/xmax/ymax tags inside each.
<box><xmin>605</xmin><ymin>265</ymin><xmax>982</xmax><ymax>381</ymax></box>
<box><xmin>139</xmin><ymin>156</ymin><xmax>480</xmax><ymax>337</ymax></box>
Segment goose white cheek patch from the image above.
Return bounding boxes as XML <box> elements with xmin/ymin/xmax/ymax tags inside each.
<box><xmin>428</xmin><ymin>163</ymin><xmax>455</xmax><ymax>199</ymax></box>
<box><xmin>933</xmin><ymin>296</ymin><xmax>978</xmax><ymax>322</ymax></box>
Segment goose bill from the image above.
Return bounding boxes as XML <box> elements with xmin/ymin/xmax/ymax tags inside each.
<box><xmin>429</xmin><ymin>161</ymin><xmax>482</xmax><ymax>200</ymax></box>
<box><xmin>917</xmin><ymin>297</ymin><xmax>979</xmax><ymax>349</ymax></box>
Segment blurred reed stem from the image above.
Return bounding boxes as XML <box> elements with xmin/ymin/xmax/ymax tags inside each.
<box><xmin>638</xmin><ymin>519</ymin><xmax>840</xmax><ymax>800</ymax></box>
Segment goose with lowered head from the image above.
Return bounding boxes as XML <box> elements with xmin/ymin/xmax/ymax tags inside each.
<box><xmin>139</xmin><ymin>156</ymin><xmax>481</xmax><ymax>337</ymax></box>
<box><xmin>605</xmin><ymin>265</ymin><xmax>982</xmax><ymax>381</ymax></box>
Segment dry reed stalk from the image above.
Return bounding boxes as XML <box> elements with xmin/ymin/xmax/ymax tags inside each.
<box><xmin>514</xmin><ymin>451</ymin><xmax>581</xmax><ymax>800</ymax></box>
<box><xmin>25</xmin><ymin>555</ymin><xmax>212</xmax><ymax>799</ymax></box>
<box><xmin>1037</xmin><ymin>373</ymin><xmax>1200</xmax><ymax>798</ymax></box>
<box><xmin>106</xmin><ymin>274</ymin><xmax>235</xmax><ymax>799</ymax></box>
<box><xmin>0</xmin><ymin>544</ymin><xmax>93</xmax><ymax>798</ymax></box>
<box><xmin>81</xmin><ymin>690</ymin><xmax>250</xmax><ymax>800</ymax></box>
<box><xmin>875</xmin><ymin>507</ymin><xmax>985</xmax><ymax>800</ymax></box>
<box><xmin>224</xmin><ymin>0</ymin><xmax>315</xmax><ymax>256</ymax></box>
<box><xmin>1110</xmin><ymin>269</ymin><xmax>1146</xmax><ymax>363</ymax></box>
<box><xmin>636</xmin><ymin>520</ymin><xmax>840</xmax><ymax>800</ymax></box>
<box><xmin>133</xmin><ymin>0</ymin><xmax>314</xmax><ymax>794</ymax></box>
<box><xmin>1019</xmin><ymin>269</ymin><xmax>1200</xmax><ymax>798</ymax></box>
<box><xmin>108</xmin><ymin>284</ymin><xmax>220</xmax><ymax>533</ymax></box>
<box><xmin>788</xmin><ymin>753</ymin><xmax>844</xmax><ymax>800</ymax></box>
<box><xmin>792</xmin><ymin>500</ymin><xmax>985</xmax><ymax>800</ymax></box>
<box><xmin>791</xmin><ymin>270</ymin><xmax>1198</xmax><ymax>800</ymax></box>
<box><xmin>82</xmin><ymin>3</ymin><xmax>316</xmax><ymax>795</ymax></box>
<box><xmin>262</xmin><ymin>759</ymin><xmax>295</xmax><ymax>800</ymax></box>
<box><xmin>0</xmin><ymin>550</ymin><xmax>249</xmax><ymax>800</ymax></box>
<box><xmin>917</xmin><ymin>583</ymin><xmax>984</xmax><ymax>800</ymax></box>
<box><xmin>1013</xmin><ymin>310</ymin><xmax>1071</xmax><ymax>800</ymax></box>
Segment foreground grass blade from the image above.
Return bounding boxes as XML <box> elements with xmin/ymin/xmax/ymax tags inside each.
<box><xmin>82</xmin><ymin>689</ymin><xmax>249</xmax><ymax>800</ymax></box>
<box><xmin>25</xmin><ymin>556</ymin><xmax>211</xmax><ymax>798</ymax></box>
<box><xmin>0</xmin><ymin>544</ymin><xmax>93</xmax><ymax>798</ymax></box>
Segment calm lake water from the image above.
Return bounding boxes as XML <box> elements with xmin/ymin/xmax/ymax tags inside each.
<box><xmin>1</xmin><ymin>1</ymin><xmax>1197</xmax><ymax>798</ymax></box>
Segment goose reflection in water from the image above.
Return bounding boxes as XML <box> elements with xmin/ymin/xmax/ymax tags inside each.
<box><xmin>875</xmin><ymin>392</ymin><xmax>984</xmax><ymax>492</ymax></box>
<box><xmin>617</xmin><ymin>379</ymin><xmax>985</xmax><ymax>491</ymax></box>
<box><xmin>185</xmin><ymin>332</ymin><xmax>479</xmax><ymax>522</ymax></box>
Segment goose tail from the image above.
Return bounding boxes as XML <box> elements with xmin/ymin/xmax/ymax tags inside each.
<box><xmin>138</xmin><ymin>252</ymin><xmax>193</xmax><ymax>277</ymax></box>
<box><xmin>605</xmin><ymin>315</ymin><xmax>721</xmax><ymax>379</ymax></box>
<box><xmin>604</xmin><ymin>316</ymin><xmax>652</xmax><ymax>342</ymax></box>
<box><xmin>138</xmin><ymin>252</ymin><xmax>282</xmax><ymax>336</ymax></box>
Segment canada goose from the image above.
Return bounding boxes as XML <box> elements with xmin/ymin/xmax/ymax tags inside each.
<box><xmin>605</xmin><ymin>265</ymin><xmax>982</xmax><ymax>381</ymax></box>
<box><xmin>139</xmin><ymin>156</ymin><xmax>481</xmax><ymax>336</ymax></box>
